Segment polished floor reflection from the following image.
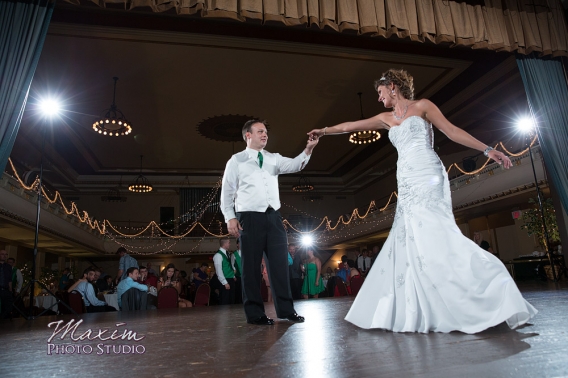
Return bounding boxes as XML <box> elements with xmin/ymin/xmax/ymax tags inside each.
<box><xmin>0</xmin><ymin>281</ymin><xmax>566</xmax><ymax>378</ymax></box>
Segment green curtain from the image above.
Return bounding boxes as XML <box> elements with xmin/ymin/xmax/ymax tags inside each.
<box><xmin>517</xmin><ymin>55</ymin><xmax>568</xmax><ymax>213</ymax></box>
<box><xmin>0</xmin><ymin>0</ymin><xmax>55</xmax><ymax>171</ymax></box>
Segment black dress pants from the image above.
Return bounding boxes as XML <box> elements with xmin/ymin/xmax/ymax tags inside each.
<box><xmin>219</xmin><ymin>278</ymin><xmax>235</xmax><ymax>305</ymax></box>
<box><xmin>290</xmin><ymin>278</ymin><xmax>303</xmax><ymax>300</ymax></box>
<box><xmin>0</xmin><ymin>289</ymin><xmax>13</xmax><ymax>319</ymax></box>
<box><xmin>234</xmin><ymin>276</ymin><xmax>242</xmax><ymax>304</ymax></box>
<box><xmin>237</xmin><ymin>208</ymin><xmax>295</xmax><ymax>321</ymax></box>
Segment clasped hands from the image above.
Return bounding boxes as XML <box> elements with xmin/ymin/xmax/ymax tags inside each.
<box><xmin>226</xmin><ymin>134</ymin><xmax>319</xmax><ymax>238</ymax></box>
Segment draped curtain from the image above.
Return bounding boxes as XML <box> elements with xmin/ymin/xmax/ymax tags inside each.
<box><xmin>517</xmin><ymin>55</ymin><xmax>568</xmax><ymax>214</ymax></box>
<box><xmin>63</xmin><ymin>0</ymin><xmax>568</xmax><ymax>57</ymax></box>
<box><xmin>0</xmin><ymin>0</ymin><xmax>55</xmax><ymax>171</ymax></box>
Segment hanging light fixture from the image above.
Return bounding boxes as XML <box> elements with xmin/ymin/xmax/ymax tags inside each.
<box><xmin>93</xmin><ymin>77</ymin><xmax>133</xmax><ymax>137</ymax></box>
<box><xmin>102</xmin><ymin>176</ymin><xmax>127</xmax><ymax>202</ymax></box>
<box><xmin>292</xmin><ymin>175</ymin><xmax>314</xmax><ymax>192</ymax></box>
<box><xmin>129</xmin><ymin>155</ymin><xmax>153</xmax><ymax>193</ymax></box>
<box><xmin>349</xmin><ymin>92</ymin><xmax>380</xmax><ymax>145</ymax></box>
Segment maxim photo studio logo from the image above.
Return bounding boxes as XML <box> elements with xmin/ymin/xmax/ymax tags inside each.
<box><xmin>46</xmin><ymin>319</ymin><xmax>146</xmax><ymax>355</ymax></box>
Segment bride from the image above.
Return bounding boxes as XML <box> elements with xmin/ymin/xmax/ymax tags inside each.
<box><xmin>308</xmin><ymin>69</ymin><xmax>537</xmax><ymax>334</ymax></box>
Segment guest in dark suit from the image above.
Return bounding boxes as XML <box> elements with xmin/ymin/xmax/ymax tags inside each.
<box><xmin>0</xmin><ymin>250</ymin><xmax>13</xmax><ymax>319</ymax></box>
<box><xmin>231</xmin><ymin>240</ymin><xmax>243</xmax><ymax>304</ymax></box>
<box><xmin>221</xmin><ymin>119</ymin><xmax>319</xmax><ymax>325</ymax></box>
<box><xmin>288</xmin><ymin>243</ymin><xmax>303</xmax><ymax>300</ymax></box>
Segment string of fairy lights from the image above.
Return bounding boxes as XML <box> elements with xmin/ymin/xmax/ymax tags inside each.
<box><xmin>4</xmin><ymin>135</ymin><xmax>537</xmax><ymax>252</ymax></box>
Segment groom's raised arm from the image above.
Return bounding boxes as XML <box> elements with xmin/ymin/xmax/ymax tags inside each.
<box><xmin>276</xmin><ymin>134</ymin><xmax>319</xmax><ymax>174</ymax></box>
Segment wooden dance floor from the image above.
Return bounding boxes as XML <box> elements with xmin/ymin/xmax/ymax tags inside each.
<box><xmin>1</xmin><ymin>281</ymin><xmax>567</xmax><ymax>378</ymax></box>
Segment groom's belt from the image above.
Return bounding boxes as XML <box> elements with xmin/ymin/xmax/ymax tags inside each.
<box><xmin>238</xmin><ymin>206</ymin><xmax>276</xmax><ymax>214</ymax></box>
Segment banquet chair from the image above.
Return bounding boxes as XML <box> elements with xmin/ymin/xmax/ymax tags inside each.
<box><xmin>68</xmin><ymin>291</ymin><xmax>86</xmax><ymax>314</ymax></box>
<box><xmin>157</xmin><ymin>286</ymin><xmax>179</xmax><ymax>309</ymax></box>
<box><xmin>334</xmin><ymin>277</ymin><xmax>349</xmax><ymax>297</ymax></box>
<box><xmin>325</xmin><ymin>277</ymin><xmax>336</xmax><ymax>297</ymax></box>
<box><xmin>56</xmin><ymin>291</ymin><xmax>71</xmax><ymax>314</ymax></box>
<box><xmin>193</xmin><ymin>284</ymin><xmax>210</xmax><ymax>307</ymax></box>
<box><xmin>350</xmin><ymin>275</ymin><xmax>364</xmax><ymax>296</ymax></box>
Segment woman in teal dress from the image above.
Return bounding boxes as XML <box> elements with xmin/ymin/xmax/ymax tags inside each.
<box><xmin>301</xmin><ymin>248</ymin><xmax>325</xmax><ymax>298</ymax></box>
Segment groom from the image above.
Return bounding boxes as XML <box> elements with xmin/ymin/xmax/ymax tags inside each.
<box><xmin>221</xmin><ymin>119</ymin><xmax>319</xmax><ymax>325</ymax></box>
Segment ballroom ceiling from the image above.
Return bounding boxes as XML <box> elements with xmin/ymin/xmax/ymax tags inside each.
<box><xmin>7</xmin><ymin>3</ymin><xmax>534</xmax><ymax>200</ymax></box>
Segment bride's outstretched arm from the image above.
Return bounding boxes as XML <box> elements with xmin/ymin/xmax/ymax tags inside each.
<box><xmin>419</xmin><ymin>99</ymin><xmax>513</xmax><ymax>169</ymax></box>
<box><xmin>308</xmin><ymin>113</ymin><xmax>388</xmax><ymax>138</ymax></box>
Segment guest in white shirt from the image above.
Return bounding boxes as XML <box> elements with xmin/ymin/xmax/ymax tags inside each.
<box><xmin>221</xmin><ymin>119</ymin><xmax>319</xmax><ymax>325</ymax></box>
<box><xmin>357</xmin><ymin>250</ymin><xmax>371</xmax><ymax>276</ymax></box>
<box><xmin>213</xmin><ymin>237</ymin><xmax>236</xmax><ymax>305</ymax></box>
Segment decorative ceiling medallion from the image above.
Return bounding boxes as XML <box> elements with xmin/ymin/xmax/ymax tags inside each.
<box><xmin>197</xmin><ymin>114</ymin><xmax>267</xmax><ymax>142</ymax></box>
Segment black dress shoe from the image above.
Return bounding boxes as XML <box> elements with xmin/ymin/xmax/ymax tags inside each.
<box><xmin>247</xmin><ymin>316</ymin><xmax>274</xmax><ymax>325</ymax></box>
<box><xmin>282</xmin><ymin>313</ymin><xmax>305</xmax><ymax>322</ymax></box>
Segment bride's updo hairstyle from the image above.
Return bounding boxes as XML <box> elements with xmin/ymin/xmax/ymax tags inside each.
<box><xmin>374</xmin><ymin>69</ymin><xmax>415</xmax><ymax>100</ymax></box>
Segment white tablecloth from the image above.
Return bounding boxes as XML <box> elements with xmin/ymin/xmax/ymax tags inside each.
<box><xmin>104</xmin><ymin>293</ymin><xmax>119</xmax><ymax>311</ymax></box>
<box><xmin>24</xmin><ymin>295</ymin><xmax>59</xmax><ymax>313</ymax></box>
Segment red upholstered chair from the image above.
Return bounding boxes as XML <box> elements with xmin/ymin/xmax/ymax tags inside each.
<box><xmin>68</xmin><ymin>291</ymin><xmax>86</xmax><ymax>314</ymax></box>
<box><xmin>193</xmin><ymin>284</ymin><xmax>210</xmax><ymax>307</ymax></box>
<box><xmin>157</xmin><ymin>286</ymin><xmax>179</xmax><ymax>309</ymax></box>
<box><xmin>334</xmin><ymin>277</ymin><xmax>349</xmax><ymax>297</ymax></box>
<box><xmin>349</xmin><ymin>275</ymin><xmax>364</xmax><ymax>296</ymax></box>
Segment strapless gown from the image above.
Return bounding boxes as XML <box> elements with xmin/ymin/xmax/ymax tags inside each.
<box><xmin>301</xmin><ymin>262</ymin><xmax>325</xmax><ymax>295</ymax></box>
<box><xmin>344</xmin><ymin>116</ymin><xmax>537</xmax><ymax>333</ymax></box>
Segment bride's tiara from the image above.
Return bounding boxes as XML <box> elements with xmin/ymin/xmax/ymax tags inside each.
<box><xmin>379</xmin><ymin>76</ymin><xmax>386</xmax><ymax>80</ymax></box>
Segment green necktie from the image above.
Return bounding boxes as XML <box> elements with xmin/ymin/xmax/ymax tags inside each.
<box><xmin>258</xmin><ymin>151</ymin><xmax>263</xmax><ymax>169</ymax></box>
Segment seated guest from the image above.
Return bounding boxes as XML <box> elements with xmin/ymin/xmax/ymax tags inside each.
<box><xmin>335</xmin><ymin>255</ymin><xmax>350</xmax><ymax>283</ymax></box>
<box><xmin>157</xmin><ymin>263</ymin><xmax>192</xmax><ymax>308</ymax></box>
<box><xmin>91</xmin><ymin>268</ymin><xmax>102</xmax><ymax>296</ymax></box>
<box><xmin>117</xmin><ymin>267</ymin><xmax>148</xmax><ymax>309</ymax></box>
<box><xmin>97</xmin><ymin>275</ymin><xmax>113</xmax><ymax>292</ymax></box>
<box><xmin>138</xmin><ymin>266</ymin><xmax>158</xmax><ymax>308</ymax></box>
<box><xmin>347</xmin><ymin>259</ymin><xmax>360</xmax><ymax>278</ymax></box>
<box><xmin>178</xmin><ymin>270</ymin><xmax>189</xmax><ymax>298</ymax></box>
<box><xmin>68</xmin><ymin>267</ymin><xmax>116</xmax><ymax>312</ymax></box>
<box><xmin>193</xmin><ymin>263</ymin><xmax>209</xmax><ymax>289</ymax></box>
<box><xmin>138</xmin><ymin>266</ymin><xmax>158</xmax><ymax>288</ymax></box>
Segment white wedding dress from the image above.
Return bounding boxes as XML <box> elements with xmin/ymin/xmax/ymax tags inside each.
<box><xmin>345</xmin><ymin>116</ymin><xmax>537</xmax><ymax>333</ymax></box>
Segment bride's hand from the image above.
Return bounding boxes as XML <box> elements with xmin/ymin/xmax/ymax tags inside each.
<box><xmin>487</xmin><ymin>150</ymin><xmax>512</xmax><ymax>169</ymax></box>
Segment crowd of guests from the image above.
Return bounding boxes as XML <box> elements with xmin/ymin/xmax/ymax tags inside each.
<box><xmin>0</xmin><ymin>241</ymin><xmax>384</xmax><ymax>318</ymax></box>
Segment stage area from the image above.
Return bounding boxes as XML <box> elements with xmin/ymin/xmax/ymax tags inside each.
<box><xmin>0</xmin><ymin>281</ymin><xmax>567</xmax><ymax>378</ymax></box>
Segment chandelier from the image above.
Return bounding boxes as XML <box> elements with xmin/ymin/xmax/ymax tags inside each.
<box><xmin>349</xmin><ymin>92</ymin><xmax>381</xmax><ymax>145</ymax></box>
<box><xmin>93</xmin><ymin>77</ymin><xmax>133</xmax><ymax>137</ymax></box>
<box><xmin>128</xmin><ymin>155</ymin><xmax>153</xmax><ymax>193</ymax></box>
<box><xmin>292</xmin><ymin>175</ymin><xmax>314</xmax><ymax>192</ymax></box>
